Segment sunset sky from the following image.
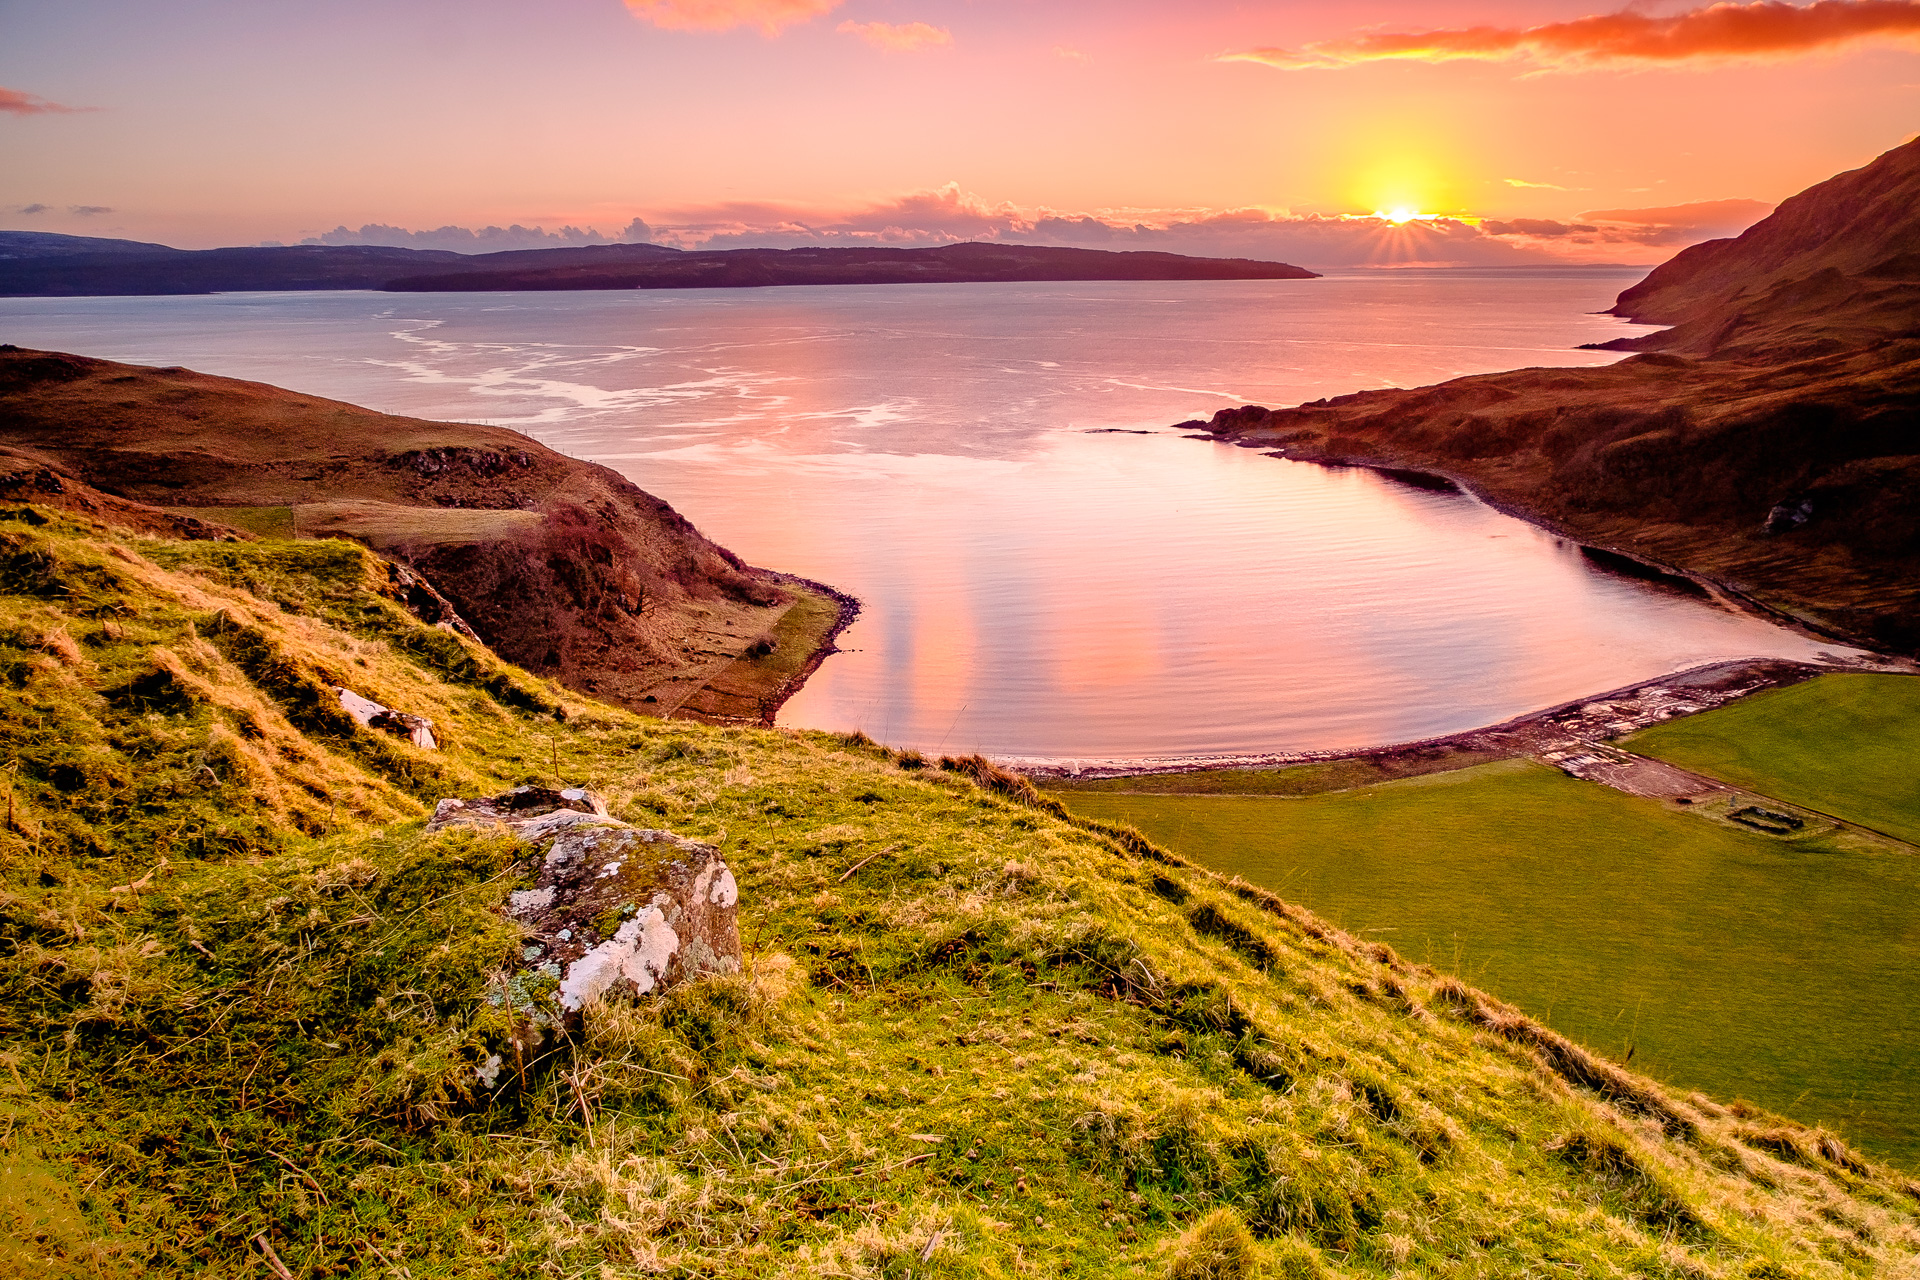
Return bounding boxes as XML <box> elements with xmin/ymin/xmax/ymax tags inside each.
<box><xmin>3</xmin><ymin>0</ymin><xmax>1917</xmax><ymax>265</ymax></box>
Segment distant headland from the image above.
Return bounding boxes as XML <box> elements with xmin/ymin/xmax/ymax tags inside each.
<box><xmin>0</xmin><ymin>233</ymin><xmax>1317</xmax><ymax>297</ymax></box>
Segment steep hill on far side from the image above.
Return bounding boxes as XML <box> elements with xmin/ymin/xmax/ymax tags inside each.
<box><xmin>1188</xmin><ymin>136</ymin><xmax>1920</xmax><ymax>652</ymax></box>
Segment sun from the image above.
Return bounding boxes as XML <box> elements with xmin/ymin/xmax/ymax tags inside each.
<box><xmin>1384</xmin><ymin>206</ymin><xmax>1419</xmax><ymax>224</ymax></box>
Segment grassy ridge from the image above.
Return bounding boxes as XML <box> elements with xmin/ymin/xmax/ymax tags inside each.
<box><xmin>3</xmin><ymin>506</ymin><xmax>1918</xmax><ymax>1276</ymax></box>
<box><xmin>1055</xmin><ymin>762</ymin><xmax>1920</xmax><ymax>1169</ymax></box>
<box><xmin>1626</xmin><ymin>674</ymin><xmax>1920</xmax><ymax>845</ymax></box>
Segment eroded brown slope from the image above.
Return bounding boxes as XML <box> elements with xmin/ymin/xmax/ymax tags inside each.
<box><xmin>1188</xmin><ymin>138</ymin><xmax>1920</xmax><ymax>652</ymax></box>
<box><xmin>0</xmin><ymin>346</ymin><xmax>846</xmax><ymax>712</ymax></box>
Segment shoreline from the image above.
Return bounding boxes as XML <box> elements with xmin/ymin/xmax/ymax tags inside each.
<box><xmin>1016</xmin><ymin>654</ymin><xmax>1913</xmax><ymax>783</ymax></box>
<box><xmin>757</xmin><ymin>573</ymin><xmax>862</xmax><ymax>724</ymax></box>
<box><xmin>1210</xmin><ymin>435</ymin><xmax>1876</xmax><ymax>654</ymax></box>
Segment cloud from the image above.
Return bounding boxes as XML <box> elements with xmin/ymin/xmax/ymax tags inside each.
<box><xmin>1579</xmin><ymin>197</ymin><xmax>1775</xmax><ymax>226</ymax></box>
<box><xmin>0</xmin><ymin>87</ymin><xmax>88</xmax><ymax>115</ymax></box>
<box><xmin>1504</xmin><ymin>177</ymin><xmax>1571</xmax><ymax>190</ymax></box>
<box><xmin>838</xmin><ymin>20</ymin><xmax>953</xmax><ymax>50</ymax></box>
<box><xmin>302</xmin><ymin>217</ymin><xmax>653</xmax><ymax>254</ymax></box>
<box><xmin>1055</xmin><ymin>46</ymin><xmax>1092</xmax><ymax>61</ymax></box>
<box><xmin>1224</xmin><ymin>0</ymin><xmax>1920</xmax><ymax>71</ymax></box>
<box><xmin>15</xmin><ymin>204</ymin><xmax>49</xmax><ymax>215</ymax></box>
<box><xmin>69</xmin><ymin>205</ymin><xmax>112</xmax><ymax>216</ymax></box>
<box><xmin>1480</xmin><ymin>218</ymin><xmax>1599</xmax><ymax>237</ymax></box>
<box><xmin>1479</xmin><ymin>197</ymin><xmax>1774</xmax><ymax>249</ymax></box>
<box><xmin>623</xmin><ymin>0</ymin><xmax>841</xmax><ymax>34</ymax></box>
<box><xmin>643</xmin><ymin>183</ymin><xmax>1626</xmax><ymax>266</ymax></box>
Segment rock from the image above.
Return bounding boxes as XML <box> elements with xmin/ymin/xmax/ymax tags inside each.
<box><xmin>510</xmin><ymin>824</ymin><xmax>740</xmax><ymax>1011</ymax></box>
<box><xmin>426</xmin><ymin>786</ymin><xmax>743</xmax><ymax>1082</ymax></box>
<box><xmin>1763</xmin><ymin>496</ymin><xmax>1815</xmax><ymax>534</ymax></box>
<box><xmin>424</xmin><ymin>785</ymin><xmax>617</xmax><ymax>837</ymax></box>
<box><xmin>335</xmin><ymin>687</ymin><xmax>438</xmax><ymax>749</ymax></box>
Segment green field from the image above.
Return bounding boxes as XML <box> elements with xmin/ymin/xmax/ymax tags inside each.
<box><xmin>1627</xmin><ymin>672</ymin><xmax>1920</xmax><ymax>844</ymax></box>
<box><xmin>1057</xmin><ymin>760</ymin><xmax>1920</xmax><ymax>1167</ymax></box>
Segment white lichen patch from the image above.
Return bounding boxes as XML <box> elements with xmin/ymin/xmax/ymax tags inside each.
<box><xmin>557</xmin><ymin>906</ymin><xmax>682</xmax><ymax>1011</ymax></box>
<box><xmin>475</xmin><ymin>1053</ymin><xmax>505</xmax><ymax>1089</ymax></box>
<box><xmin>508</xmin><ymin>886</ymin><xmax>555</xmax><ymax>917</ymax></box>
<box><xmin>709</xmin><ymin>867</ymin><xmax>739</xmax><ymax>907</ymax></box>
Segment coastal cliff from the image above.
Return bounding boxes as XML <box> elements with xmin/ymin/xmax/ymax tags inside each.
<box><xmin>1185</xmin><ymin>136</ymin><xmax>1920</xmax><ymax>652</ymax></box>
<box><xmin>0</xmin><ymin>347</ymin><xmax>850</xmax><ymax>719</ymax></box>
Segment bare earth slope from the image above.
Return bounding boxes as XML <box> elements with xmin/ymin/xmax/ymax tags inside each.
<box><xmin>1186</xmin><ymin>137</ymin><xmax>1920</xmax><ymax>652</ymax></box>
<box><xmin>0</xmin><ymin>346</ymin><xmax>848</xmax><ymax>716</ymax></box>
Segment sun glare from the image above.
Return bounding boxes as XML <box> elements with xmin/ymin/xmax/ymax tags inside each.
<box><xmin>1385</xmin><ymin>206</ymin><xmax>1418</xmax><ymax>224</ymax></box>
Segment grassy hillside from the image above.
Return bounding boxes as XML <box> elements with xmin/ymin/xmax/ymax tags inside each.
<box><xmin>4</xmin><ymin>504</ymin><xmax>1919</xmax><ymax>1277</ymax></box>
<box><xmin>1053</xmin><ymin>762</ymin><xmax>1920</xmax><ymax>1170</ymax></box>
<box><xmin>0</xmin><ymin>347</ymin><xmax>847</xmax><ymax>722</ymax></box>
<box><xmin>1626</xmin><ymin>674</ymin><xmax>1920</xmax><ymax>845</ymax></box>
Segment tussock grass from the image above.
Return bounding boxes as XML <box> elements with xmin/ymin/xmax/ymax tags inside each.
<box><xmin>2</xmin><ymin>503</ymin><xmax>1917</xmax><ymax>1276</ymax></box>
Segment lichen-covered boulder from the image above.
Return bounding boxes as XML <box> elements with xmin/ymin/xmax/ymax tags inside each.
<box><xmin>509</xmin><ymin>825</ymin><xmax>741</xmax><ymax>1011</ymax></box>
<box><xmin>438</xmin><ymin>786</ymin><xmax>745</xmax><ymax>1090</ymax></box>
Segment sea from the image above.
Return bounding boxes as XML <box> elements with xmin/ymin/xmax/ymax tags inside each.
<box><xmin>0</xmin><ymin>269</ymin><xmax>1855</xmax><ymax>761</ymax></box>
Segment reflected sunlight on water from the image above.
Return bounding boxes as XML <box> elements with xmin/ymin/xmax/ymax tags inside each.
<box><xmin>0</xmin><ymin>273</ymin><xmax>1854</xmax><ymax>759</ymax></box>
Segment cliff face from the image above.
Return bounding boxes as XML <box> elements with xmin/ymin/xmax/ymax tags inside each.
<box><xmin>1190</xmin><ymin>138</ymin><xmax>1920</xmax><ymax>652</ymax></box>
<box><xmin>0</xmin><ymin>347</ymin><xmax>834</xmax><ymax>714</ymax></box>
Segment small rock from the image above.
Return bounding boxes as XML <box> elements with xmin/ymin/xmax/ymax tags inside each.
<box><xmin>335</xmin><ymin>687</ymin><xmax>438</xmax><ymax>749</ymax></box>
<box><xmin>425</xmin><ymin>785</ymin><xmax>615</xmax><ymax>836</ymax></box>
<box><xmin>1763</xmin><ymin>495</ymin><xmax>1815</xmax><ymax>534</ymax></box>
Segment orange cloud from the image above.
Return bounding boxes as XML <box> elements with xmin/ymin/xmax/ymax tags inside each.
<box><xmin>623</xmin><ymin>0</ymin><xmax>841</xmax><ymax>35</ymax></box>
<box><xmin>1225</xmin><ymin>0</ymin><xmax>1920</xmax><ymax>70</ymax></box>
<box><xmin>0</xmin><ymin>87</ymin><xmax>86</xmax><ymax>114</ymax></box>
<box><xmin>837</xmin><ymin>20</ymin><xmax>953</xmax><ymax>51</ymax></box>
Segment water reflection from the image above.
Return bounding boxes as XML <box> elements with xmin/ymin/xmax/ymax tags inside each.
<box><xmin>0</xmin><ymin>276</ymin><xmax>1853</xmax><ymax>761</ymax></box>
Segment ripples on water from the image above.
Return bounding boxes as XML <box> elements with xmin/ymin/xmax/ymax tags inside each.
<box><xmin>0</xmin><ymin>272</ymin><xmax>1854</xmax><ymax>760</ymax></box>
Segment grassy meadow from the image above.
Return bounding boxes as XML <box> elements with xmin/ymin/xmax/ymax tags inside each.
<box><xmin>1627</xmin><ymin>673</ymin><xmax>1920</xmax><ymax>845</ymax></box>
<box><xmin>1056</xmin><ymin>761</ymin><xmax>1920</xmax><ymax>1169</ymax></box>
<box><xmin>7</xmin><ymin>504</ymin><xmax>1919</xmax><ymax>1275</ymax></box>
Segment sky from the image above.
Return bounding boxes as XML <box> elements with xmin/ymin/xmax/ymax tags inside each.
<box><xmin>2</xmin><ymin>0</ymin><xmax>1917</xmax><ymax>266</ymax></box>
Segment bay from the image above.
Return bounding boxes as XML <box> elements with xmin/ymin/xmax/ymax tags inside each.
<box><xmin>0</xmin><ymin>270</ymin><xmax>1852</xmax><ymax>760</ymax></box>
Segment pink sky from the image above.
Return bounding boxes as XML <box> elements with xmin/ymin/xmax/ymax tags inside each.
<box><xmin>3</xmin><ymin>0</ymin><xmax>1916</xmax><ymax>265</ymax></box>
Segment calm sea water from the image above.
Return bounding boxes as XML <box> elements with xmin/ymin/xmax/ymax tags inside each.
<box><xmin>0</xmin><ymin>272</ymin><xmax>1853</xmax><ymax>760</ymax></box>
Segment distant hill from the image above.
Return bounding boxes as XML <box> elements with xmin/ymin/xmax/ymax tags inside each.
<box><xmin>0</xmin><ymin>230</ymin><xmax>181</xmax><ymax>259</ymax></box>
<box><xmin>0</xmin><ymin>235</ymin><xmax>681</xmax><ymax>296</ymax></box>
<box><xmin>0</xmin><ymin>232</ymin><xmax>1314</xmax><ymax>296</ymax></box>
<box><xmin>383</xmin><ymin>241</ymin><xmax>1320</xmax><ymax>291</ymax></box>
<box><xmin>1189</xmin><ymin>136</ymin><xmax>1920</xmax><ymax>652</ymax></box>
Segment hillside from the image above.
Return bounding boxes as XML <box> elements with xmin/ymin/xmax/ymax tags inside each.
<box><xmin>4</xmin><ymin>500</ymin><xmax>1916</xmax><ymax>1276</ymax></box>
<box><xmin>0</xmin><ymin>234</ymin><xmax>1314</xmax><ymax>297</ymax></box>
<box><xmin>0</xmin><ymin>347</ymin><xmax>848</xmax><ymax>721</ymax></box>
<box><xmin>1186</xmin><ymin>137</ymin><xmax>1920</xmax><ymax>652</ymax></box>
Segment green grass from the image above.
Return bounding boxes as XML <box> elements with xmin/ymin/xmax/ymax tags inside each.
<box><xmin>1048</xmin><ymin>746</ymin><xmax>1514</xmax><ymax>798</ymax></box>
<box><xmin>167</xmin><ymin>504</ymin><xmax>296</xmax><ymax>540</ymax></box>
<box><xmin>1057</xmin><ymin>761</ymin><xmax>1920</xmax><ymax>1169</ymax></box>
<box><xmin>4</xmin><ymin>504</ymin><xmax>1917</xmax><ymax>1276</ymax></box>
<box><xmin>1626</xmin><ymin>673</ymin><xmax>1920</xmax><ymax>845</ymax></box>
